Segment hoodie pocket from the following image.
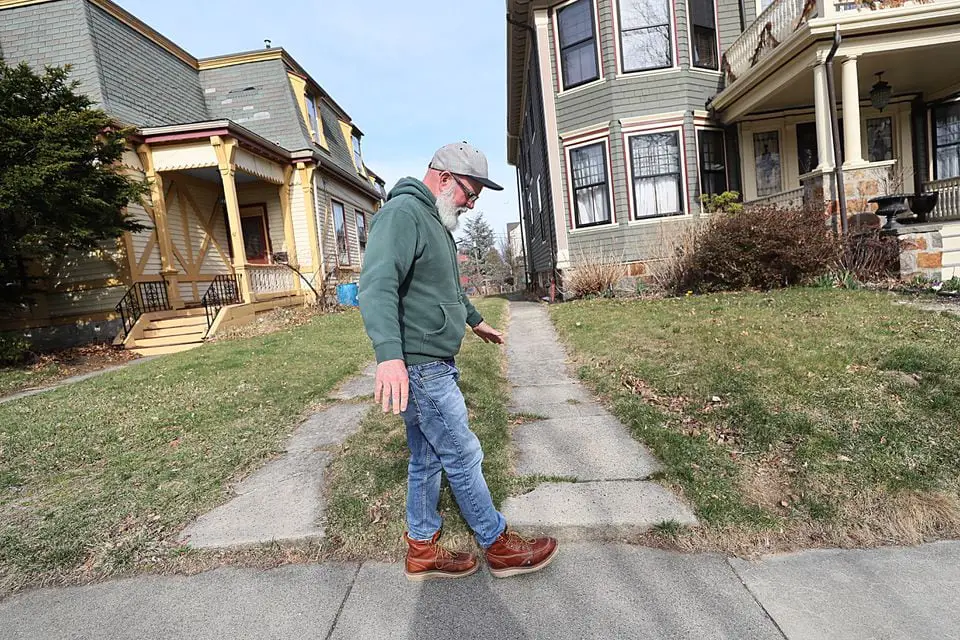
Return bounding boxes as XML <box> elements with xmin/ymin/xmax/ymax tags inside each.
<box><xmin>420</xmin><ymin>302</ymin><xmax>468</xmax><ymax>357</ymax></box>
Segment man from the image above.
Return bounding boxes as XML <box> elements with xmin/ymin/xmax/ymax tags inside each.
<box><xmin>358</xmin><ymin>142</ymin><xmax>558</xmax><ymax>581</ymax></box>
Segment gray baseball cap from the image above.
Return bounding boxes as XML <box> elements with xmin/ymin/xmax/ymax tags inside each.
<box><xmin>429</xmin><ymin>141</ymin><xmax>504</xmax><ymax>191</ymax></box>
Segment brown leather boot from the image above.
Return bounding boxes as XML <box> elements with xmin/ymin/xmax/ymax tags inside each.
<box><xmin>485</xmin><ymin>529</ymin><xmax>559</xmax><ymax>578</ymax></box>
<box><xmin>404</xmin><ymin>532</ymin><xmax>479</xmax><ymax>582</ymax></box>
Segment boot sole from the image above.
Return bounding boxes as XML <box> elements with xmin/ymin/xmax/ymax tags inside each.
<box><xmin>488</xmin><ymin>544</ymin><xmax>559</xmax><ymax>579</ymax></box>
<box><xmin>404</xmin><ymin>563</ymin><xmax>480</xmax><ymax>582</ymax></box>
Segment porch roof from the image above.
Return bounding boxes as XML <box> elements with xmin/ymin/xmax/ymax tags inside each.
<box><xmin>711</xmin><ymin>0</ymin><xmax>960</xmax><ymax>122</ymax></box>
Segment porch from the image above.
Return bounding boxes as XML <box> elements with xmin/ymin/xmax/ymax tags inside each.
<box><xmin>116</xmin><ymin>126</ymin><xmax>311</xmax><ymax>355</ymax></box>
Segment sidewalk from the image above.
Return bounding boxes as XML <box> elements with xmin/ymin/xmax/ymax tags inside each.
<box><xmin>2</xmin><ymin>300</ymin><xmax>958</xmax><ymax>638</ymax></box>
<box><xmin>2</xmin><ymin>540</ymin><xmax>958</xmax><ymax>639</ymax></box>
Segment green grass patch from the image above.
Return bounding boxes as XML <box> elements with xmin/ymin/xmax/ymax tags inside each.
<box><xmin>0</xmin><ymin>310</ymin><xmax>371</xmax><ymax>592</ymax></box>
<box><xmin>324</xmin><ymin>299</ymin><xmax>534</xmax><ymax>558</ymax></box>
<box><xmin>552</xmin><ymin>289</ymin><xmax>960</xmax><ymax>549</ymax></box>
<box><xmin>0</xmin><ymin>363</ymin><xmax>62</xmax><ymax>396</ymax></box>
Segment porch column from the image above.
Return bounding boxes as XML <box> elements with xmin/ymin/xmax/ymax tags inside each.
<box><xmin>297</xmin><ymin>162</ymin><xmax>323</xmax><ymax>297</ymax></box>
<box><xmin>813</xmin><ymin>61</ymin><xmax>835</xmax><ymax>171</ymax></box>
<box><xmin>842</xmin><ymin>55</ymin><xmax>865</xmax><ymax>166</ymax></box>
<box><xmin>211</xmin><ymin>136</ymin><xmax>254</xmax><ymax>304</ymax></box>
<box><xmin>137</xmin><ymin>144</ymin><xmax>184</xmax><ymax>310</ymax></box>
<box><xmin>278</xmin><ymin>165</ymin><xmax>301</xmax><ymax>292</ymax></box>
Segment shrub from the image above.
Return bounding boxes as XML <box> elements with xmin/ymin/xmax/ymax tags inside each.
<box><xmin>840</xmin><ymin>228</ymin><xmax>899</xmax><ymax>281</ymax></box>
<box><xmin>0</xmin><ymin>333</ymin><xmax>31</xmax><ymax>366</ymax></box>
<box><xmin>674</xmin><ymin>205</ymin><xmax>839</xmax><ymax>293</ymax></box>
<box><xmin>565</xmin><ymin>250</ymin><xmax>626</xmax><ymax>298</ymax></box>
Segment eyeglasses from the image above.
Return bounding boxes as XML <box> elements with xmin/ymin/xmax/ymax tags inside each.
<box><xmin>448</xmin><ymin>173</ymin><xmax>479</xmax><ymax>205</ymax></box>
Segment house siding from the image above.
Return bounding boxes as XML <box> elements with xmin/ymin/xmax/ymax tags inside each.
<box><xmin>539</xmin><ymin>0</ymin><xmax>741</xmax><ymax>268</ymax></box>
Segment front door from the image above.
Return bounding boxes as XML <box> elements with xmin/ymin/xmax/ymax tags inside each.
<box><xmin>240</xmin><ymin>205</ymin><xmax>271</xmax><ymax>264</ymax></box>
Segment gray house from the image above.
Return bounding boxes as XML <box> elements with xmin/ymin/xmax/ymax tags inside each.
<box><xmin>507</xmin><ymin>0</ymin><xmax>960</xmax><ymax>290</ymax></box>
<box><xmin>1</xmin><ymin>0</ymin><xmax>386</xmax><ymax>354</ymax></box>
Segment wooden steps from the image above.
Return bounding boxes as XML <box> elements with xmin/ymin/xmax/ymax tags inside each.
<box><xmin>129</xmin><ymin>314</ymin><xmax>208</xmax><ymax>357</ymax></box>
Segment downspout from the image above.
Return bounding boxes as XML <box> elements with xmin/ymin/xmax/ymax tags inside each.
<box><xmin>508</xmin><ymin>10</ymin><xmax>559</xmax><ymax>294</ymax></box>
<box><xmin>825</xmin><ymin>26</ymin><xmax>848</xmax><ymax>235</ymax></box>
<box><xmin>737</xmin><ymin>0</ymin><xmax>746</xmax><ymax>32</ymax></box>
<box><xmin>515</xmin><ymin>166</ymin><xmax>531</xmax><ymax>288</ymax></box>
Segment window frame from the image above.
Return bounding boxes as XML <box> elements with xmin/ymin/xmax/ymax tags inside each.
<box><xmin>696</xmin><ymin>127</ymin><xmax>728</xmax><ymax>201</ymax></box>
<box><xmin>933</xmin><ymin>102</ymin><xmax>960</xmax><ymax>180</ymax></box>
<box><xmin>305</xmin><ymin>94</ymin><xmax>321</xmax><ymax>144</ymax></box>
<box><xmin>565</xmin><ymin>137</ymin><xmax>615</xmax><ymax>230</ymax></box>
<box><xmin>351</xmin><ymin>134</ymin><xmax>364</xmax><ymax>173</ymax></box>
<box><xmin>625</xmin><ymin>127</ymin><xmax>687</xmax><ymax>221</ymax></box>
<box><xmin>866</xmin><ymin>116</ymin><xmax>895</xmax><ymax>164</ymax></box>
<box><xmin>554</xmin><ymin>0</ymin><xmax>603</xmax><ymax>92</ymax></box>
<box><xmin>613</xmin><ymin>0</ymin><xmax>677</xmax><ymax>75</ymax></box>
<box><xmin>687</xmin><ymin>0</ymin><xmax>719</xmax><ymax>71</ymax></box>
<box><xmin>356</xmin><ymin>210</ymin><xmax>367</xmax><ymax>250</ymax></box>
<box><xmin>332</xmin><ymin>200</ymin><xmax>350</xmax><ymax>265</ymax></box>
<box><xmin>752</xmin><ymin>130</ymin><xmax>783</xmax><ymax>198</ymax></box>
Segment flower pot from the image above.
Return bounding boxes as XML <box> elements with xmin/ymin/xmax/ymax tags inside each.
<box><xmin>908</xmin><ymin>192</ymin><xmax>939</xmax><ymax>223</ymax></box>
<box><xmin>869</xmin><ymin>195</ymin><xmax>909</xmax><ymax>230</ymax></box>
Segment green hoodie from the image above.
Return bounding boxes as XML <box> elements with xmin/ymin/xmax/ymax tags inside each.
<box><xmin>358</xmin><ymin>177</ymin><xmax>483</xmax><ymax>365</ymax></box>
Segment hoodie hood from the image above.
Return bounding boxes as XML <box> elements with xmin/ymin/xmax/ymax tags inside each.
<box><xmin>386</xmin><ymin>177</ymin><xmax>437</xmax><ymax>214</ymax></box>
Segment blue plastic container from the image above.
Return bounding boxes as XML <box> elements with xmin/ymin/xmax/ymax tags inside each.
<box><xmin>336</xmin><ymin>282</ymin><xmax>359</xmax><ymax>307</ymax></box>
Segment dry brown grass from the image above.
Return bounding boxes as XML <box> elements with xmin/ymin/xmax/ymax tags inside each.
<box><xmin>564</xmin><ymin>250</ymin><xmax>627</xmax><ymax>298</ymax></box>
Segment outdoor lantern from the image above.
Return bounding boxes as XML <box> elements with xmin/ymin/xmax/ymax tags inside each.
<box><xmin>870</xmin><ymin>72</ymin><xmax>892</xmax><ymax>111</ymax></box>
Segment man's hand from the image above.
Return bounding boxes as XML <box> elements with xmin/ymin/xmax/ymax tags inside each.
<box><xmin>472</xmin><ymin>321</ymin><xmax>505</xmax><ymax>344</ymax></box>
<box><xmin>375</xmin><ymin>359</ymin><xmax>408</xmax><ymax>414</ymax></box>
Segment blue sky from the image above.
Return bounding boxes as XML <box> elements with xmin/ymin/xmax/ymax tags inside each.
<box><xmin>118</xmin><ymin>0</ymin><xmax>519</xmax><ymax>243</ymax></box>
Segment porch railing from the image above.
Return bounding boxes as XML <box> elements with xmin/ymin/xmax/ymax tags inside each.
<box><xmin>745</xmin><ymin>187</ymin><xmax>805</xmax><ymax>209</ymax></box>
<box><xmin>722</xmin><ymin>0</ymin><xmax>811</xmax><ymax>85</ymax></box>
<box><xmin>247</xmin><ymin>264</ymin><xmax>296</xmax><ymax>295</ymax></box>
<box><xmin>201</xmin><ymin>273</ymin><xmax>243</xmax><ymax>331</ymax></box>
<box><xmin>115</xmin><ymin>280</ymin><xmax>171</xmax><ymax>339</ymax></box>
<box><xmin>925</xmin><ymin>178</ymin><xmax>960</xmax><ymax>222</ymax></box>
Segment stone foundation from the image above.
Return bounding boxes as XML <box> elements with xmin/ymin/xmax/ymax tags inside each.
<box><xmin>884</xmin><ymin>223</ymin><xmax>944</xmax><ymax>281</ymax></box>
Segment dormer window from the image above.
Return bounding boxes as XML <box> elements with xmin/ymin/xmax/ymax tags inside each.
<box><xmin>352</xmin><ymin>133</ymin><xmax>364</xmax><ymax>173</ymax></box>
<box><xmin>305</xmin><ymin>94</ymin><xmax>321</xmax><ymax>144</ymax></box>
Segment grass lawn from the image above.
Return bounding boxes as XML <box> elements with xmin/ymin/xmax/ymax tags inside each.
<box><xmin>323</xmin><ymin>298</ymin><xmax>538</xmax><ymax>560</ymax></box>
<box><xmin>552</xmin><ymin>288</ymin><xmax>960</xmax><ymax>554</ymax></box>
<box><xmin>0</xmin><ymin>344</ymin><xmax>139</xmax><ymax>397</ymax></box>
<box><xmin>0</xmin><ymin>309</ymin><xmax>370</xmax><ymax>594</ymax></box>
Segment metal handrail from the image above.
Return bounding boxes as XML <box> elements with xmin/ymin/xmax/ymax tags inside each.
<box><xmin>201</xmin><ymin>273</ymin><xmax>243</xmax><ymax>331</ymax></box>
<box><xmin>115</xmin><ymin>279</ymin><xmax>171</xmax><ymax>339</ymax></box>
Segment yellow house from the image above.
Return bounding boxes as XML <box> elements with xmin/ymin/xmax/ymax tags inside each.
<box><xmin>0</xmin><ymin>0</ymin><xmax>384</xmax><ymax>355</ymax></box>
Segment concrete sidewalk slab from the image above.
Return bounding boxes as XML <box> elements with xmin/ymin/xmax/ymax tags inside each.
<box><xmin>179</xmin><ymin>450</ymin><xmax>332</xmax><ymax>548</ymax></box>
<box><xmin>513</xmin><ymin>416</ymin><xmax>662</xmax><ymax>480</ymax></box>
<box><xmin>286</xmin><ymin>403</ymin><xmax>369</xmax><ymax>452</ymax></box>
<box><xmin>509</xmin><ymin>384</ymin><xmax>594</xmax><ymax>409</ymax></box>
<box><xmin>330</xmin><ymin>362</ymin><xmax>377</xmax><ymax>400</ymax></box>
<box><xmin>509</xmin><ymin>400</ymin><xmax>609</xmax><ymax>420</ymax></box>
<box><xmin>730</xmin><ymin>541</ymin><xmax>960</xmax><ymax>640</ymax></box>
<box><xmin>329</xmin><ymin>543</ymin><xmax>783</xmax><ymax>640</ymax></box>
<box><xmin>0</xmin><ymin>564</ymin><xmax>359</xmax><ymax>640</ymax></box>
<box><xmin>502</xmin><ymin>481</ymin><xmax>698</xmax><ymax>541</ymax></box>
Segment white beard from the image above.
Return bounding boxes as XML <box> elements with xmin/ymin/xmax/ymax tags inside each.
<box><xmin>437</xmin><ymin>188</ymin><xmax>468</xmax><ymax>232</ymax></box>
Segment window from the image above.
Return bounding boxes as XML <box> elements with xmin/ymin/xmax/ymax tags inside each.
<box><xmin>537</xmin><ymin>175</ymin><xmax>547</xmax><ymax>239</ymax></box>
<box><xmin>557</xmin><ymin>0</ymin><xmax>599</xmax><ymax>90</ymax></box>
<box><xmin>570</xmin><ymin>142</ymin><xmax>611</xmax><ymax>227</ymax></box>
<box><xmin>356</xmin><ymin>211</ymin><xmax>367</xmax><ymax>249</ymax></box>
<box><xmin>753</xmin><ymin>131</ymin><xmax>782</xmax><ymax>197</ymax></box>
<box><xmin>698</xmin><ymin>130</ymin><xmax>727</xmax><ymax>198</ymax></box>
<box><xmin>305</xmin><ymin>95</ymin><xmax>321</xmax><ymax>144</ymax></box>
<box><xmin>689</xmin><ymin>0</ymin><xmax>718</xmax><ymax>70</ymax></box>
<box><xmin>619</xmin><ymin>0</ymin><xmax>672</xmax><ymax>72</ymax></box>
<box><xmin>935</xmin><ymin>103</ymin><xmax>960</xmax><ymax>179</ymax></box>
<box><xmin>351</xmin><ymin>134</ymin><xmax>364</xmax><ymax>172</ymax></box>
<box><xmin>333</xmin><ymin>201</ymin><xmax>349</xmax><ymax>265</ymax></box>
<box><xmin>796</xmin><ymin>122</ymin><xmax>819</xmax><ymax>175</ymax></box>
<box><xmin>630</xmin><ymin>131</ymin><xmax>684</xmax><ymax>219</ymax></box>
<box><xmin>867</xmin><ymin>117</ymin><xmax>894</xmax><ymax>163</ymax></box>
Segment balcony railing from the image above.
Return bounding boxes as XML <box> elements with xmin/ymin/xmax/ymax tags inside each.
<box><xmin>247</xmin><ymin>264</ymin><xmax>296</xmax><ymax>295</ymax></box>
<box><xmin>925</xmin><ymin>178</ymin><xmax>960</xmax><ymax>222</ymax></box>
<box><xmin>745</xmin><ymin>187</ymin><xmax>806</xmax><ymax>209</ymax></box>
<box><xmin>722</xmin><ymin>0</ymin><xmax>812</xmax><ymax>85</ymax></box>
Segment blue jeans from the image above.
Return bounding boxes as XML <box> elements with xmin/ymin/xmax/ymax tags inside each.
<box><xmin>401</xmin><ymin>359</ymin><xmax>507</xmax><ymax>549</ymax></box>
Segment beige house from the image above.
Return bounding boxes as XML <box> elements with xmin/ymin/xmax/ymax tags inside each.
<box><xmin>0</xmin><ymin>0</ymin><xmax>386</xmax><ymax>355</ymax></box>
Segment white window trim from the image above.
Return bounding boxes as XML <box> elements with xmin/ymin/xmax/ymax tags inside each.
<box><xmin>611</xmin><ymin>0</ymin><xmax>680</xmax><ymax>77</ymax></box>
<box><xmin>552</xmin><ymin>0</ymin><xmax>605</xmax><ymax>96</ymax></box>
<box><xmin>687</xmin><ymin>0</ymin><xmax>721</xmax><ymax>73</ymax></box>
<box><xmin>564</xmin><ymin>133</ymin><xmax>616</xmax><ymax>232</ymax></box>
<box><xmin>623</xmin><ymin>125</ymin><xmax>690</xmax><ymax>224</ymax></box>
<box><xmin>694</xmin><ymin>126</ymin><xmax>730</xmax><ymax>210</ymax></box>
